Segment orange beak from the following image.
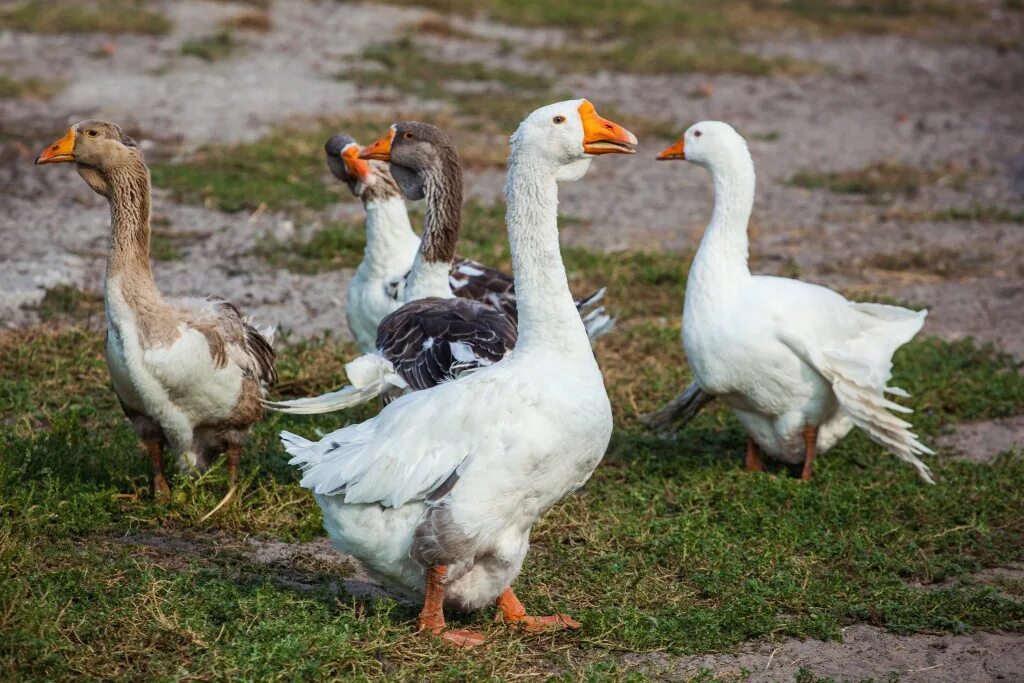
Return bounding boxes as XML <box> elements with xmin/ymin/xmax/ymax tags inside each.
<box><xmin>579</xmin><ymin>100</ymin><xmax>637</xmax><ymax>155</ymax></box>
<box><xmin>342</xmin><ymin>143</ymin><xmax>373</xmax><ymax>183</ymax></box>
<box><xmin>359</xmin><ymin>128</ymin><xmax>395</xmax><ymax>161</ymax></box>
<box><xmin>656</xmin><ymin>137</ymin><xmax>685</xmax><ymax>161</ymax></box>
<box><xmin>35</xmin><ymin>127</ymin><xmax>77</xmax><ymax>165</ymax></box>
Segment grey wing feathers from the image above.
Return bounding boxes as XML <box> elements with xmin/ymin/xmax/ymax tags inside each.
<box><xmin>198</xmin><ymin>297</ymin><xmax>277</xmax><ymax>386</ymax></box>
<box><xmin>375</xmin><ymin>297</ymin><xmax>516</xmax><ymax>391</ymax></box>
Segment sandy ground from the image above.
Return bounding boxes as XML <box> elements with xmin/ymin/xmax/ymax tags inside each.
<box><xmin>3</xmin><ymin>1</ymin><xmax>1023</xmax><ymax>679</ymax></box>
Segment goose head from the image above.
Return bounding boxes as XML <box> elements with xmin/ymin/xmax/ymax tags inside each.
<box><xmin>511</xmin><ymin>99</ymin><xmax>637</xmax><ymax>181</ymax></box>
<box><xmin>325</xmin><ymin>133</ymin><xmax>377</xmax><ymax>195</ymax></box>
<box><xmin>359</xmin><ymin>122</ymin><xmax>456</xmax><ymax>201</ymax></box>
<box><xmin>656</xmin><ymin>121</ymin><xmax>749</xmax><ymax>170</ymax></box>
<box><xmin>35</xmin><ymin>120</ymin><xmax>142</xmax><ymax>196</ymax></box>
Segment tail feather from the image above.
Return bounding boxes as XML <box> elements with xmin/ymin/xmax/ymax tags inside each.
<box><xmin>582</xmin><ymin>305</ymin><xmax>615</xmax><ymax>344</ymax></box>
<box><xmin>574</xmin><ymin>287</ymin><xmax>606</xmax><ymax>313</ymax></box>
<box><xmin>826</xmin><ymin>350</ymin><xmax>935</xmax><ymax>484</ymax></box>
<box><xmin>262</xmin><ymin>354</ymin><xmax>405</xmax><ymax>415</ymax></box>
<box><xmin>641</xmin><ymin>382</ymin><xmax>715</xmax><ymax>436</ymax></box>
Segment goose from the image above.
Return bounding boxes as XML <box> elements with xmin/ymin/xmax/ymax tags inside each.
<box><xmin>265</xmin><ymin>121</ymin><xmax>608</xmax><ymax>415</ymax></box>
<box><xmin>325</xmin><ymin>134</ymin><xmax>421</xmax><ymax>354</ymax></box>
<box><xmin>36</xmin><ymin>121</ymin><xmax>277</xmax><ymax>513</ymax></box>
<box><xmin>280</xmin><ymin>99</ymin><xmax>636</xmax><ymax>646</ymax></box>
<box><xmin>655</xmin><ymin>122</ymin><xmax>933</xmax><ymax>482</ymax></box>
<box><xmin>326</xmin><ymin>133</ymin><xmax>610</xmax><ymax>356</ymax></box>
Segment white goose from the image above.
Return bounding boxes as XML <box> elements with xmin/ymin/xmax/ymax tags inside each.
<box><xmin>325</xmin><ymin>134</ymin><xmax>422</xmax><ymax>354</ymax></box>
<box><xmin>657</xmin><ymin>122</ymin><xmax>934</xmax><ymax>482</ymax></box>
<box><xmin>281</xmin><ymin>99</ymin><xmax>636</xmax><ymax>646</ymax></box>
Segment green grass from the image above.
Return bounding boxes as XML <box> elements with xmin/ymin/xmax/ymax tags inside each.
<box><xmin>0</xmin><ymin>0</ymin><xmax>171</xmax><ymax>35</ymax></box>
<box><xmin>3</xmin><ymin>213</ymin><xmax>1024</xmax><ymax>678</ymax></box>
<box><xmin>373</xmin><ymin>0</ymin><xmax>974</xmax><ymax>75</ymax></box>
<box><xmin>180</xmin><ymin>30</ymin><xmax>237</xmax><ymax>62</ymax></box>
<box><xmin>788</xmin><ymin>161</ymin><xmax>969</xmax><ymax>198</ymax></box>
<box><xmin>0</xmin><ymin>75</ymin><xmax>61</xmax><ymax>100</ymax></box>
<box><xmin>26</xmin><ymin>284</ymin><xmax>103</xmax><ymax>323</ymax></box>
<box><xmin>150</xmin><ymin>119</ymin><xmax>389</xmax><ymax>214</ymax></box>
<box><xmin>253</xmin><ymin>221</ymin><xmax>367</xmax><ymax>273</ymax></box>
<box><xmin>926</xmin><ymin>203</ymin><xmax>1024</xmax><ymax>224</ymax></box>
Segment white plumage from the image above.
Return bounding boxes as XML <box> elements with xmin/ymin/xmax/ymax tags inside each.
<box><xmin>664</xmin><ymin>121</ymin><xmax>933</xmax><ymax>482</ymax></box>
<box><xmin>281</xmin><ymin>99</ymin><xmax>635</xmax><ymax>643</ymax></box>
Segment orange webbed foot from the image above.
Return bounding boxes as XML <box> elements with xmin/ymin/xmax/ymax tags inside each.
<box><xmin>499</xmin><ymin>612</ymin><xmax>581</xmax><ymax>632</ymax></box>
<box><xmin>438</xmin><ymin>628</ymin><xmax>487</xmax><ymax>647</ymax></box>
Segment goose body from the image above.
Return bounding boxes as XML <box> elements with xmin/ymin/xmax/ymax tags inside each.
<box><xmin>282</xmin><ymin>99</ymin><xmax>635</xmax><ymax>644</ymax></box>
<box><xmin>659</xmin><ymin>122</ymin><xmax>932</xmax><ymax>481</ymax></box>
<box><xmin>37</xmin><ymin>121</ymin><xmax>275</xmax><ymax>498</ymax></box>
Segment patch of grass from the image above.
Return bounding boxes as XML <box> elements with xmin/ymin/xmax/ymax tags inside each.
<box><xmin>25</xmin><ymin>284</ymin><xmax>103</xmax><ymax>324</ymax></box>
<box><xmin>926</xmin><ymin>203</ymin><xmax>1024</xmax><ymax>224</ymax></box>
<box><xmin>788</xmin><ymin>161</ymin><xmax>968</xmax><ymax>197</ymax></box>
<box><xmin>0</xmin><ymin>0</ymin><xmax>171</xmax><ymax>35</ymax></box>
<box><xmin>150</xmin><ymin>118</ymin><xmax>390</xmax><ymax>214</ymax></box>
<box><xmin>180</xmin><ymin>30</ymin><xmax>237</xmax><ymax>62</ymax></box>
<box><xmin>253</xmin><ymin>221</ymin><xmax>366</xmax><ymax>274</ymax></box>
<box><xmin>865</xmin><ymin>247</ymin><xmax>989</xmax><ymax>278</ymax></box>
<box><xmin>375</xmin><ymin>0</ymin><xmax>973</xmax><ymax>75</ymax></box>
<box><xmin>0</xmin><ymin>75</ymin><xmax>62</xmax><ymax>100</ymax></box>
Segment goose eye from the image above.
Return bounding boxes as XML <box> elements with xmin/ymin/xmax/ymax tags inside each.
<box><xmin>552</xmin><ymin>116</ymin><xmax>566</xmax><ymax>124</ymax></box>
<box><xmin>403</xmin><ymin>132</ymin><xmax>413</xmax><ymax>139</ymax></box>
<box><xmin>694</xmin><ymin>130</ymin><xmax>702</xmax><ymax>138</ymax></box>
<box><xmin>87</xmin><ymin>130</ymin><xmax>98</xmax><ymax>137</ymax></box>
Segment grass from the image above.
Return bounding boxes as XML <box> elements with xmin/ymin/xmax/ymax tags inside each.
<box><xmin>373</xmin><ymin>0</ymin><xmax>974</xmax><ymax>75</ymax></box>
<box><xmin>180</xmin><ymin>31</ymin><xmax>237</xmax><ymax>62</ymax></box>
<box><xmin>25</xmin><ymin>284</ymin><xmax>103</xmax><ymax>324</ymax></box>
<box><xmin>253</xmin><ymin>221</ymin><xmax>367</xmax><ymax>274</ymax></box>
<box><xmin>0</xmin><ymin>0</ymin><xmax>171</xmax><ymax>35</ymax></box>
<box><xmin>864</xmin><ymin>247</ymin><xmax>989</xmax><ymax>278</ymax></box>
<box><xmin>3</xmin><ymin>200</ymin><xmax>1024</xmax><ymax>677</ymax></box>
<box><xmin>926</xmin><ymin>203</ymin><xmax>1024</xmax><ymax>224</ymax></box>
<box><xmin>0</xmin><ymin>75</ymin><xmax>62</xmax><ymax>100</ymax></box>
<box><xmin>788</xmin><ymin>161</ymin><xmax>969</xmax><ymax>198</ymax></box>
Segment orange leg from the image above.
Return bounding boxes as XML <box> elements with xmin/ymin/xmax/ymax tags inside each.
<box><xmin>745</xmin><ymin>438</ymin><xmax>766</xmax><ymax>472</ymax></box>
<box><xmin>146</xmin><ymin>441</ymin><xmax>171</xmax><ymax>500</ymax></box>
<box><xmin>495</xmin><ymin>587</ymin><xmax>581</xmax><ymax>631</ymax></box>
<box><xmin>801</xmin><ymin>426</ymin><xmax>818</xmax><ymax>481</ymax></box>
<box><xmin>417</xmin><ymin>566</ymin><xmax>486</xmax><ymax>647</ymax></box>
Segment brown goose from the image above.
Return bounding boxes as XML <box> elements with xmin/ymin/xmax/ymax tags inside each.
<box><xmin>36</xmin><ymin>121</ymin><xmax>276</xmax><ymax>513</ymax></box>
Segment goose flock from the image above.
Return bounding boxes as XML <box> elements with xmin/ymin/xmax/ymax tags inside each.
<box><xmin>34</xmin><ymin>98</ymin><xmax>933</xmax><ymax>646</ymax></box>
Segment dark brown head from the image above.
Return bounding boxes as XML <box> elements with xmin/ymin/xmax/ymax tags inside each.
<box><xmin>35</xmin><ymin>120</ymin><xmax>143</xmax><ymax>196</ymax></box>
<box><xmin>359</xmin><ymin>122</ymin><xmax>460</xmax><ymax>201</ymax></box>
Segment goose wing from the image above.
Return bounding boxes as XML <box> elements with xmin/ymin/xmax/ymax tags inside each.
<box><xmin>376</xmin><ymin>296</ymin><xmax>516</xmax><ymax>391</ymax></box>
<box><xmin>190</xmin><ymin>297</ymin><xmax>277</xmax><ymax>386</ymax></box>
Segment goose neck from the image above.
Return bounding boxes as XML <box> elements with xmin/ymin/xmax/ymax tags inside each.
<box><xmin>102</xmin><ymin>162</ymin><xmax>160</xmax><ymax>298</ymax></box>
<box><xmin>405</xmin><ymin>154</ymin><xmax>463</xmax><ymax>300</ymax></box>
<box><xmin>504</xmin><ymin>152</ymin><xmax>590</xmax><ymax>357</ymax></box>
<box><xmin>360</xmin><ymin>196</ymin><xmax>420</xmax><ymax>277</ymax></box>
<box><xmin>692</xmin><ymin>151</ymin><xmax>756</xmax><ymax>285</ymax></box>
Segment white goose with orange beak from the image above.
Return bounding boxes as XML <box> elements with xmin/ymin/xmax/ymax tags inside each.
<box><xmin>280</xmin><ymin>100</ymin><xmax>636</xmax><ymax>646</ymax></box>
<box><xmin>656</xmin><ymin>121</ymin><xmax>933</xmax><ymax>482</ymax></box>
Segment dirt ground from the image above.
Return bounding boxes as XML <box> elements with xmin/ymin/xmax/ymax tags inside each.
<box><xmin>2</xmin><ymin>1</ymin><xmax>1023</xmax><ymax>680</ymax></box>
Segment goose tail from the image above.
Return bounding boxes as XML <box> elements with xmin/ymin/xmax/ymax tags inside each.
<box><xmin>641</xmin><ymin>382</ymin><xmax>715</xmax><ymax>436</ymax></box>
<box><xmin>262</xmin><ymin>354</ymin><xmax>407</xmax><ymax>415</ymax></box>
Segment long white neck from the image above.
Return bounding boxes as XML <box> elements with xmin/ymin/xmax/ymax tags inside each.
<box><xmin>504</xmin><ymin>150</ymin><xmax>591</xmax><ymax>357</ymax></box>
<box><xmin>360</xmin><ymin>196</ymin><xmax>420</xmax><ymax>278</ymax></box>
<box><xmin>688</xmin><ymin>147</ymin><xmax>756</xmax><ymax>294</ymax></box>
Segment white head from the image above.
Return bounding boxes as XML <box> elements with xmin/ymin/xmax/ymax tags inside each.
<box><xmin>656</xmin><ymin>120</ymin><xmax>750</xmax><ymax>170</ymax></box>
<box><xmin>510</xmin><ymin>99</ymin><xmax>637</xmax><ymax>181</ymax></box>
